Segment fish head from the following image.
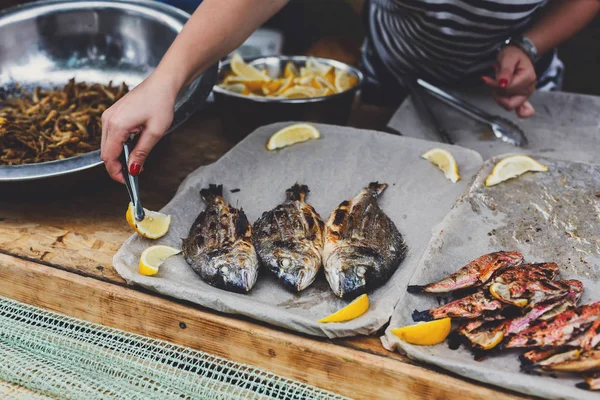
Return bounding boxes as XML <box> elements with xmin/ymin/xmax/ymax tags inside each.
<box><xmin>205</xmin><ymin>251</ymin><xmax>258</xmax><ymax>294</ymax></box>
<box><xmin>272</xmin><ymin>248</ymin><xmax>320</xmax><ymax>292</ymax></box>
<box><xmin>325</xmin><ymin>246</ymin><xmax>380</xmax><ymax>299</ymax></box>
<box><xmin>500</xmin><ymin>251</ymin><xmax>525</xmax><ymax>265</ymax></box>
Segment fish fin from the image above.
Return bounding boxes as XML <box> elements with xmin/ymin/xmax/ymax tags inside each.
<box><xmin>367</xmin><ymin>182</ymin><xmax>387</xmax><ymax>197</ymax></box>
<box><xmin>412</xmin><ymin>309</ymin><xmax>433</xmax><ymax>322</ymax></box>
<box><xmin>407</xmin><ymin>285</ymin><xmax>426</xmax><ymax>294</ymax></box>
<box><xmin>286</xmin><ymin>183</ymin><xmax>309</xmax><ymax>202</ymax></box>
<box><xmin>235</xmin><ymin>208</ymin><xmax>250</xmax><ymax>238</ymax></box>
<box><xmin>200</xmin><ymin>184</ymin><xmax>223</xmax><ymax>201</ymax></box>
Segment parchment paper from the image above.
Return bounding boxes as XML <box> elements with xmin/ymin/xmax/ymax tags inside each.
<box><xmin>388</xmin><ymin>89</ymin><xmax>600</xmax><ymax>163</ymax></box>
<box><xmin>113</xmin><ymin>122</ymin><xmax>482</xmax><ymax>338</ymax></box>
<box><xmin>383</xmin><ymin>155</ymin><xmax>600</xmax><ymax>399</ymax></box>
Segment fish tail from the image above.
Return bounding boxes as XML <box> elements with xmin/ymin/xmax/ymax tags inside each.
<box><xmin>407</xmin><ymin>285</ymin><xmax>426</xmax><ymax>294</ymax></box>
<box><xmin>200</xmin><ymin>184</ymin><xmax>223</xmax><ymax>201</ymax></box>
<box><xmin>367</xmin><ymin>182</ymin><xmax>387</xmax><ymax>197</ymax></box>
<box><xmin>286</xmin><ymin>183</ymin><xmax>309</xmax><ymax>202</ymax></box>
<box><xmin>412</xmin><ymin>309</ymin><xmax>433</xmax><ymax>322</ymax></box>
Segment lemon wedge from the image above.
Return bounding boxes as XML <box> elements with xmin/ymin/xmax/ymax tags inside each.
<box><xmin>464</xmin><ymin>328</ymin><xmax>505</xmax><ymax>350</ymax></box>
<box><xmin>266</xmin><ymin>123</ymin><xmax>321</xmax><ymax>151</ymax></box>
<box><xmin>421</xmin><ymin>148</ymin><xmax>460</xmax><ymax>183</ymax></box>
<box><xmin>126</xmin><ymin>203</ymin><xmax>172</xmax><ymax>239</ymax></box>
<box><xmin>139</xmin><ymin>245</ymin><xmax>180</xmax><ymax>276</ymax></box>
<box><xmin>318</xmin><ymin>294</ymin><xmax>369</xmax><ymax>323</ymax></box>
<box><xmin>485</xmin><ymin>155</ymin><xmax>548</xmax><ymax>187</ymax></box>
<box><xmin>334</xmin><ymin>69</ymin><xmax>352</xmax><ymax>93</ymax></box>
<box><xmin>218</xmin><ymin>83</ymin><xmax>251</xmax><ymax>95</ymax></box>
<box><xmin>230</xmin><ymin>53</ymin><xmax>269</xmax><ymax>81</ymax></box>
<box><xmin>284</xmin><ymin>62</ymin><xmax>300</xmax><ymax>79</ymax></box>
<box><xmin>391</xmin><ymin>318</ymin><xmax>452</xmax><ymax>345</ymax></box>
<box><xmin>489</xmin><ymin>283</ymin><xmax>528</xmax><ymax>308</ymax></box>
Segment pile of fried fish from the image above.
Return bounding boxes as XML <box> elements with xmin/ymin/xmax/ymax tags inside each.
<box><xmin>409</xmin><ymin>251</ymin><xmax>600</xmax><ymax>391</ymax></box>
<box><xmin>0</xmin><ymin>79</ymin><xmax>128</xmax><ymax>165</ymax></box>
<box><xmin>182</xmin><ymin>182</ymin><xmax>407</xmax><ymax>300</ymax></box>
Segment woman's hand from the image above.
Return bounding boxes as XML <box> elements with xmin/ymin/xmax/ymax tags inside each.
<box><xmin>482</xmin><ymin>45</ymin><xmax>536</xmax><ymax>119</ymax></box>
<box><xmin>100</xmin><ymin>75</ymin><xmax>177</xmax><ymax>183</ymax></box>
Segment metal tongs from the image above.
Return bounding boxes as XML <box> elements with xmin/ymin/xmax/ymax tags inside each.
<box><xmin>119</xmin><ymin>134</ymin><xmax>145</xmax><ymax>221</ymax></box>
<box><xmin>415</xmin><ymin>78</ymin><xmax>528</xmax><ymax>147</ymax></box>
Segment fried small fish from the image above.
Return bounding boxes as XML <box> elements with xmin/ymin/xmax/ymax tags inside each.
<box><xmin>322</xmin><ymin>182</ymin><xmax>407</xmax><ymax>299</ymax></box>
<box><xmin>506</xmin><ymin>301</ymin><xmax>600</xmax><ymax>349</ymax></box>
<box><xmin>182</xmin><ymin>184</ymin><xmax>259</xmax><ymax>293</ymax></box>
<box><xmin>413</xmin><ymin>291</ymin><xmax>503</xmax><ymax>322</ymax></box>
<box><xmin>252</xmin><ymin>184</ymin><xmax>324</xmax><ymax>292</ymax></box>
<box><xmin>407</xmin><ymin>251</ymin><xmax>523</xmax><ymax>294</ymax></box>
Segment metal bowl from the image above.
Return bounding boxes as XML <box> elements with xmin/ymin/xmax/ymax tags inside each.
<box><xmin>0</xmin><ymin>0</ymin><xmax>218</xmax><ymax>182</ymax></box>
<box><xmin>213</xmin><ymin>55</ymin><xmax>363</xmax><ymax>142</ymax></box>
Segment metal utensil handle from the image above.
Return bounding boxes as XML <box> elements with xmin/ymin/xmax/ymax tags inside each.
<box><xmin>416</xmin><ymin>79</ymin><xmax>493</xmax><ymax>125</ymax></box>
<box><xmin>119</xmin><ymin>135</ymin><xmax>145</xmax><ymax>221</ymax></box>
<box><xmin>405</xmin><ymin>79</ymin><xmax>453</xmax><ymax>145</ymax></box>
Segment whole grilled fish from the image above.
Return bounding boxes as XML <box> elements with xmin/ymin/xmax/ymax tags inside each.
<box><xmin>506</xmin><ymin>301</ymin><xmax>600</xmax><ymax>349</ymax></box>
<box><xmin>413</xmin><ymin>291</ymin><xmax>503</xmax><ymax>322</ymax></box>
<box><xmin>407</xmin><ymin>251</ymin><xmax>523</xmax><ymax>294</ymax></box>
<box><xmin>322</xmin><ymin>182</ymin><xmax>407</xmax><ymax>299</ymax></box>
<box><xmin>182</xmin><ymin>184</ymin><xmax>259</xmax><ymax>293</ymax></box>
<box><xmin>252</xmin><ymin>184</ymin><xmax>324</xmax><ymax>292</ymax></box>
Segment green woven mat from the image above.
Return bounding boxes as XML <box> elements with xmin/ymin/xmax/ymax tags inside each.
<box><xmin>0</xmin><ymin>296</ymin><xmax>351</xmax><ymax>400</ymax></box>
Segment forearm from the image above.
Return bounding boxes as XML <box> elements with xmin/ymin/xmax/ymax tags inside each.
<box><xmin>526</xmin><ymin>0</ymin><xmax>600</xmax><ymax>55</ymax></box>
<box><xmin>151</xmin><ymin>0</ymin><xmax>288</xmax><ymax>94</ymax></box>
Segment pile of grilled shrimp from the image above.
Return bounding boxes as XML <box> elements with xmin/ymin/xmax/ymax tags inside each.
<box><xmin>409</xmin><ymin>251</ymin><xmax>600</xmax><ymax>390</ymax></box>
<box><xmin>182</xmin><ymin>183</ymin><xmax>407</xmax><ymax>300</ymax></box>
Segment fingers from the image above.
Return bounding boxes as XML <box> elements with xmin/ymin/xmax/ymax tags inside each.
<box><xmin>100</xmin><ymin>116</ymin><xmax>133</xmax><ymax>183</ymax></box>
<box><xmin>127</xmin><ymin>127</ymin><xmax>163</xmax><ymax>176</ymax></box>
<box><xmin>496</xmin><ymin>51</ymin><xmax>520</xmax><ymax>89</ymax></box>
<box><xmin>517</xmin><ymin>101</ymin><xmax>535</xmax><ymax>118</ymax></box>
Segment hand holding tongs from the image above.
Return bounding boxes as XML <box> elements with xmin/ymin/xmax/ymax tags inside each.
<box><xmin>416</xmin><ymin>79</ymin><xmax>528</xmax><ymax>147</ymax></box>
<box><xmin>119</xmin><ymin>134</ymin><xmax>145</xmax><ymax>221</ymax></box>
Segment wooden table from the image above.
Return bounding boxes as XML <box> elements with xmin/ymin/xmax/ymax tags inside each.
<box><xmin>0</xmin><ymin>102</ymin><xmax>532</xmax><ymax>400</ymax></box>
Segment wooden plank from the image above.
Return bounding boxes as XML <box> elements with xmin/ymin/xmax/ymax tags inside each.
<box><xmin>0</xmin><ymin>253</ymin><xmax>531</xmax><ymax>400</ymax></box>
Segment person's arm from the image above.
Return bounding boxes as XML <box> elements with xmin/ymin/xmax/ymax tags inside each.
<box><xmin>101</xmin><ymin>0</ymin><xmax>288</xmax><ymax>183</ymax></box>
<box><xmin>482</xmin><ymin>0</ymin><xmax>600</xmax><ymax>118</ymax></box>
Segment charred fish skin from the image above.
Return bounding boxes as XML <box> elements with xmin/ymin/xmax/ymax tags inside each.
<box><xmin>182</xmin><ymin>184</ymin><xmax>259</xmax><ymax>294</ymax></box>
<box><xmin>412</xmin><ymin>291</ymin><xmax>503</xmax><ymax>322</ymax></box>
<box><xmin>323</xmin><ymin>182</ymin><xmax>407</xmax><ymax>299</ymax></box>
<box><xmin>407</xmin><ymin>251</ymin><xmax>524</xmax><ymax>294</ymax></box>
<box><xmin>252</xmin><ymin>184</ymin><xmax>324</xmax><ymax>292</ymax></box>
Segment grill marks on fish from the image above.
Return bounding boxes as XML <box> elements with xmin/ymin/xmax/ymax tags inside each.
<box><xmin>407</xmin><ymin>251</ymin><xmax>524</xmax><ymax>294</ymax></box>
<box><xmin>182</xmin><ymin>184</ymin><xmax>259</xmax><ymax>293</ymax></box>
<box><xmin>323</xmin><ymin>182</ymin><xmax>407</xmax><ymax>299</ymax></box>
<box><xmin>252</xmin><ymin>184</ymin><xmax>324</xmax><ymax>292</ymax></box>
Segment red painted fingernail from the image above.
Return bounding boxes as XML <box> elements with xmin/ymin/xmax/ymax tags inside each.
<box><xmin>499</xmin><ymin>79</ymin><xmax>508</xmax><ymax>88</ymax></box>
<box><xmin>129</xmin><ymin>163</ymin><xmax>141</xmax><ymax>176</ymax></box>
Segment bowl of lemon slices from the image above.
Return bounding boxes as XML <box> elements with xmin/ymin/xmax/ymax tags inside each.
<box><xmin>213</xmin><ymin>54</ymin><xmax>363</xmax><ymax>141</ymax></box>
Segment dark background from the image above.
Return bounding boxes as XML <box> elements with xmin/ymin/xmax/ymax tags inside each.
<box><xmin>2</xmin><ymin>0</ymin><xmax>599</xmax><ymax>96</ymax></box>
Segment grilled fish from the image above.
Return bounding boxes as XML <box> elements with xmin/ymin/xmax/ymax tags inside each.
<box><xmin>182</xmin><ymin>184</ymin><xmax>259</xmax><ymax>293</ymax></box>
<box><xmin>252</xmin><ymin>184</ymin><xmax>324</xmax><ymax>292</ymax></box>
<box><xmin>521</xmin><ymin>348</ymin><xmax>566</xmax><ymax>365</ymax></box>
<box><xmin>407</xmin><ymin>251</ymin><xmax>523</xmax><ymax>294</ymax></box>
<box><xmin>506</xmin><ymin>301</ymin><xmax>600</xmax><ymax>349</ymax></box>
<box><xmin>539</xmin><ymin>350</ymin><xmax>600</xmax><ymax>372</ymax></box>
<box><xmin>568</xmin><ymin>319</ymin><xmax>600</xmax><ymax>350</ymax></box>
<box><xmin>322</xmin><ymin>182</ymin><xmax>407</xmax><ymax>299</ymax></box>
<box><xmin>458</xmin><ymin>320</ymin><xmax>506</xmax><ymax>350</ymax></box>
<box><xmin>413</xmin><ymin>291</ymin><xmax>503</xmax><ymax>322</ymax></box>
<box><xmin>581</xmin><ymin>373</ymin><xmax>600</xmax><ymax>391</ymax></box>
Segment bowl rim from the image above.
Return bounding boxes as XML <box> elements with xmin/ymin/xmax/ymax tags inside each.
<box><xmin>212</xmin><ymin>55</ymin><xmax>364</xmax><ymax>104</ymax></box>
<box><xmin>0</xmin><ymin>0</ymin><xmax>218</xmax><ymax>181</ymax></box>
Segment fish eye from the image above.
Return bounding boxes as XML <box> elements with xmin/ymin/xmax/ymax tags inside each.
<box><xmin>220</xmin><ymin>266</ymin><xmax>229</xmax><ymax>274</ymax></box>
<box><xmin>356</xmin><ymin>266</ymin><xmax>367</xmax><ymax>278</ymax></box>
<box><xmin>279</xmin><ymin>258</ymin><xmax>292</xmax><ymax>269</ymax></box>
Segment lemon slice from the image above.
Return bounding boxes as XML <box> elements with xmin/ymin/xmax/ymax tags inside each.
<box><xmin>284</xmin><ymin>62</ymin><xmax>299</xmax><ymax>79</ymax></box>
<box><xmin>126</xmin><ymin>203</ymin><xmax>172</xmax><ymax>239</ymax></box>
<box><xmin>279</xmin><ymin>86</ymin><xmax>326</xmax><ymax>99</ymax></box>
<box><xmin>266</xmin><ymin>123</ymin><xmax>321</xmax><ymax>151</ymax></box>
<box><xmin>489</xmin><ymin>283</ymin><xmax>528</xmax><ymax>308</ymax></box>
<box><xmin>334</xmin><ymin>69</ymin><xmax>352</xmax><ymax>93</ymax></box>
<box><xmin>391</xmin><ymin>318</ymin><xmax>452</xmax><ymax>345</ymax></box>
<box><xmin>139</xmin><ymin>245</ymin><xmax>180</xmax><ymax>276</ymax></box>
<box><xmin>485</xmin><ymin>155</ymin><xmax>548</xmax><ymax>187</ymax></box>
<box><xmin>230</xmin><ymin>53</ymin><xmax>269</xmax><ymax>81</ymax></box>
<box><xmin>421</xmin><ymin>148</ymin><xmax>460</xmax><ymax>183</ymax></box>
<box><xmin>313</xmin><ymin>76</ymin><xmax>337</xmax><ymax>93</ymax></box>
<box><xmin>218</xmin><ymin>83</ymin><xmax>251</xmax><ymax>95</ymax></box>
<box><xmin>318</xmin><ymin>294</ymin><xmax>369</xmax><ymax>323</ymax></box>
<box><xmin>464</xmin><ymin>328</ymin><xmax>505</xmax><ymax>350</ymax></box>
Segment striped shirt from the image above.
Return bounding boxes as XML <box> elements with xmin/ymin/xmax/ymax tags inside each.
<box><xmin>362</xmin><ymin>0</ymin><xmax>564</xmax><ymax>95</ymax></box>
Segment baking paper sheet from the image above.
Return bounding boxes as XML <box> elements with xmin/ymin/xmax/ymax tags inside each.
<box><xmin>113</xmin><ymin>122</ymin><xmax>482</xmax><ymax>338</ymax></box>
<box><xmin>383</xmin><ymin>155</ymin><xmax>600</xmax><ymax>399</ymax></box>
<box><xmin>388</xmin><ymin>90</ymin><xmax>600</xmax><ymax>163</ymax></box>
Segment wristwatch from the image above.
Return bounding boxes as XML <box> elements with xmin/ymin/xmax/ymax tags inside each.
<box><xmin>502</xmin><ymin>36</ymin><xmax>538</xmax><ymax>63</ymax></box>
